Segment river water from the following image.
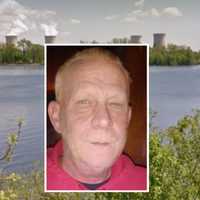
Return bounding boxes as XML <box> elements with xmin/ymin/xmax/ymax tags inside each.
<box><xmin>0</xmin><ymin>65</ymin><xmax>200</xmax><ymax>171</ymax></box>
<box><xmin>0</xmin><ymin>66</ymin><xmax>44</xmax><ymax>172</ymax></box>
<box><xmin>150</xmin><ymin>65</ymin><xmax>200</xmax><ymax>129</ymax></box>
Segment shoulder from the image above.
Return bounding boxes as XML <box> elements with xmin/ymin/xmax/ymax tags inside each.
<box><xmin>47</xmin><ymin>143</ymin><xmax>60</xmax><ymax>187</ymax></box>
<box><xmin>47</xmin><ymin>141</ymin><xmax>67</xmax><ymax>190</ymax></box>
<box><xmin>109</xmin><ymin>154</ymin><xmax>147</xmax><ymax>190</ymax></box>
<box><xmin>47</xmin><ymin>141</ymin><xmax>84</xmax><ymax>190</ymax></box>
<box><xmin>47</xmin><ymin>141</ymin><xmax>61</xmax><ymax>169</ymax></box>
<box><xmin>120</xmin><ymin>154</ymin><xmax>146</xmax><ymax>174</ymax></box>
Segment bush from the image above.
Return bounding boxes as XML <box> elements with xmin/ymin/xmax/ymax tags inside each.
<box><xmin>1</xmin><ymin>111</ymin><xmax>200</xmax><ymax>199</ymax></box>
<box><xmin>150</xmin><ymin>45</ymin><xmax>200</xmax><ymax>66</ymax></box>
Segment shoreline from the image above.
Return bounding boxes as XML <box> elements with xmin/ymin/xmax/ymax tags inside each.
<box><xmin>0</xmin><ymin>64</ymin><xmax>43</xmax><ymax>69</ymax></box>
<box><xmin>150</xmin><ymin>64</ymin><xmax>200</xmax><ymax>67</ymax></box>
<box><xmin>150</xmin><ymin>65</ymin><xmax>200</xmax><ymax>68</ymax></box>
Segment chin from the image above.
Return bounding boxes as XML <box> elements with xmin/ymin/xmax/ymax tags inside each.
<box><xmin>83</xmin><ymin>153</ymin><xmax>118</xmax><ymax>170</ymax></box>
<box><xmin>86</xmin><ymin>160</ymin><xmax>113</xmax><ymax>173</ymax></box>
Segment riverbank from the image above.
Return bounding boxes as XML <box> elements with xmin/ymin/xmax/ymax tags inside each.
<box><xmin>0</xmin><ymin>64</ymin><xmax>43</xmax><ymax>69</ymax></box>
<box><xmin>150</xmin><ymin>45</ymin><xmax>200</xmax><ymax>66</ymax></box>
<box><xmin>150</xmin><ymin>64</ymin><xmax>200</xmax><ymax>68</ymax></box>
<box><xmin>1</xmin><ymin>64</ymin><xmax>200</xmax><ymax>69</ymax></box>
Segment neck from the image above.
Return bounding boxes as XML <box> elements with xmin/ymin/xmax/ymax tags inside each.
<box><xmin>59</xmin><ymin>155</ymin><xmax>111</xmax><ymax>184</ymax></box>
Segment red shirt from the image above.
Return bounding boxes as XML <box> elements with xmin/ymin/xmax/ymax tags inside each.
<box><xmin>47</xmin><ymin>140</ymin><xmax>147</xmax><ymax>190</ymax></box>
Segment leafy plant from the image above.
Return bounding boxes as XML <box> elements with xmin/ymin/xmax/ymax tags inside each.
<box><xmin>1</xmin><ymin>111</ymin><xmax>200</xmax><ymax>199</ymax></box>
<box><xmin>0</xmin><ymin>40</ymin><xmax>44</xmax><ymax>64</ymax></box>
<box><xmin>0</xmin><ymin>118</ymin><xmax>23</xmax><ymax>162</ymax></box>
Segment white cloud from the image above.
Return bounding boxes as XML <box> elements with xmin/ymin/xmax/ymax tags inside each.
<box><xmin>40</xmin><ymin>23</ymin><xmax>58</xmax><ymax>36</ymax></box>
<box><xmin>104</xmin><ymin>15</ymin><xmax>119</xmax><ymax>20</ymax></box>
<box><xmin>150</xmin><ymin>8</ymin><xmax>160</xmax><ymax>17</ymax></box>
<box><xmin>0</xmin><ymin>0</ymin><xmax>58</xmax><ymax>35</ymax></box>
<box><xmin>134</xmin><ymin>0</ymin><xmax>144</xmax><ymax>7</ymax></box>
<box><xmin>62</xmin><ymin>31</ymin><xmax>71</xmax><ymax>36</ymax></box>
<box><xmin>122</xmin><ymin>5</ymin><xmax>182</xmax><ymax>23</ymax></box>
<box><xmin>0</xmin><ymin>0</ymin><xmax>22</xmax><ymax>15</ymax></box>
<box><xmin>130</xmin><ymin>9</ymin><xmax>148</xmax><ymax>17</ymax></box>
<box><xmin>30</xmin><ymin>22</ymin><xmax>37</xmax><ymax>30</ymax></box>
<box><xmin>14</xmin><ymin>19</ymin><xmax>28</xmax><ymax>31</ymax></box>
<box><xmin>121</xmin><ymin>16</ymin><xmax>139</xmax><ymax>23</ymax></box>
<box><xmin>69</xmin><ymin>18</ymin><xmax>80</xmax><ymax>24</ymax></box>
<box><xmin>162</xmin><ymin>7</ymin><xmax>182</xmax><ymax>17</ymax></box>
<box><xmin>18</xmin><ymin>13</ymin><xmax>26</xmax><ymax>20</ymax></box>
<box><xmin>121</xmin><ymin>9</ymin><xmax>147</xmax><ymax>23</ymax></box>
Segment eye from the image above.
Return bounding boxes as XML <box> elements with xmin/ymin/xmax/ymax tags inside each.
<box><xmin>76</xmin><ymin>99</ymin><xmax>91</xmax><ymax>105</ymax></box>
<box><xmin>109</xmin><ymin>102</ymin><xmax>123</xmax><ymax>108</ymax></box>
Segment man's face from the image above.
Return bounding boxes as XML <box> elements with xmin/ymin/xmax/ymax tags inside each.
<box><xmin>53</xmin><ymin>58</ymin><xmax>131</xmax><ymax>172</ymax></box>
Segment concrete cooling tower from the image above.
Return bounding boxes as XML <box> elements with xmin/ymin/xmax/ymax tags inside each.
<box><xmin>153</xmin><ymin>33</ymin><xmax>166</xmax><ymax>48</ymax></box>
<box><xmin>6</xmin><ymin>35</ymin><xmax>17</xmax><ymax>45</ymax></box>
<box><xmin>45</xmin><ymin>35</ymin><xmax>56</xmax><ymax>44</ymax></box>
<box><xmin>130</xmin><ymin>35</ymin><xmax>142</xmax><ymax>43</ymax></box>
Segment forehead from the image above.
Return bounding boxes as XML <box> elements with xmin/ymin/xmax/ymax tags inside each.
<box><xmin>62</xmin><ymin>58</ymin><xmax>128</xmax><ymax>90</ymax></box>
<box><xmin>70</xmin><ymin>81</ymin><xmax>127</xmax><ymax>99</ymax></box>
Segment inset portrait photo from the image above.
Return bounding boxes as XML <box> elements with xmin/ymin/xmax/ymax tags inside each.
<box><xmin>44</xmin><ymin>45</ymin><xmax>149</xmax><ymax>192</ymax></box>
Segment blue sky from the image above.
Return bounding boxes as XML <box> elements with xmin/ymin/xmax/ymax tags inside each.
<box><xmin>0</xmin><ymin>0</ymin><xmax>199</xmax><ymax>50</ymax></box>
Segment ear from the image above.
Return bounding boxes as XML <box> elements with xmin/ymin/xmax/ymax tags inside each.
<box><xmin>128</xmin><ymin>106</ymin><xmax>132</xmax><ymax>124</ymax></box>
<box><xmin>48</xmin><ymin>100</ymin><xmax>62</xmax><ymax>134</ymax></box>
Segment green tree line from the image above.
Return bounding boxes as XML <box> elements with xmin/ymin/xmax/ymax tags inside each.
<box><xmin>150</xmin><ymin>44</ymin><xmax>200</xmax><ymax>66</ymax></box>
<box><xmin>1</xmin><ymin>38</ymin><xmax>200</xmax><ymax>66</ymax></box>
<box><xmin>0</xmin><ymin>39</ymin><xmax>44</xmax><ymax>64</ymax></box>
<box><xmin>111</xmin><ymin>37</ymin><xmax>200</xmax><ymax>66</ymax></box>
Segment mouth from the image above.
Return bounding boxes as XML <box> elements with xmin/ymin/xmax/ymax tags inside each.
<box><xmin>90</xmin><ymin>142</ymin><xmax>110</xmax><ymax>146</ymax></box>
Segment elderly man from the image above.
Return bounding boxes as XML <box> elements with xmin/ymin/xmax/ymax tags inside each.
<box><xmin>47</xmin><ymin>47</ymin><xmax>146</xmax><ymax>190</ymax></box>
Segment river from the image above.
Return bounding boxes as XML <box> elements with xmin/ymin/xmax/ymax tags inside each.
<box><xmin>150</xmin><ymin>65</ymin><xmax>200</xmax><ymax>129</ymax></box>
<box><xmin>0</xmin><ymin>65</ymin><xmax>44</xmax><ymax>172</ymax></box>
<box><xmin>0</xmin><ymin>65</ymin><xmax>200</xmax><ymax>171</ymax></box>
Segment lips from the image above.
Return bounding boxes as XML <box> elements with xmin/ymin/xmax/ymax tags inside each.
<box><xmin>90</xmin><ymin>142</ymin><xmax>110</xmax><ymax>146</ymax></box>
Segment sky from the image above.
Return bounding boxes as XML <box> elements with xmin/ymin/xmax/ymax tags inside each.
<box><xmin>0</xmin><ymin>0</ymin><xmax>199</xmax><ymax>50</ymax></box>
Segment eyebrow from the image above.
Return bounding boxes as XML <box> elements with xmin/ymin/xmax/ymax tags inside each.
<box><xmin>74</xmin><ymin>80</ymin><xmax>126</xmax><ymax>91</ymax></box>
<box><xmin>70</xmin><ymin>83</ymin><xmax>128</xmax><ymax>102</ymax></box>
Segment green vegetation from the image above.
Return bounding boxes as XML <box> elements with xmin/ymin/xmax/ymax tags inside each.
<box><xmin>150</xmin><ymin>44</ymin><xmax>200</xmax><ymax>66</ymax></box>
<box><xmin>1</xmin><ymin>110</ymin><xmax>200</xmax><ymax>199</ymax></box>
<box><xmin>110</xmin><ymin>37</ymin><xmax>200</xmax><ymax>66</ymax></box>
<box><xmin>0</xmin><ymin>39</ymin><xmax>44</xmax><ymax>64</ymax></box>
<box><xmin>111</xmin><ymin>37</ymin><xmax>131</xmax><ymax>44</ymax></box>
<box><xmin>1</xmin><ymin>38</ymin><xmax>200</xmax><ymax>66</ymax></box>
<box><xmin>0</xmin><ymin>119</ymin><xmax>23</xmax><ymax>162</ymax></box>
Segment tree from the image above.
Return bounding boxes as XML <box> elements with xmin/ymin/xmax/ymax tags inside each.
<box><xmin>149</xmin><ymin>45</ymin><xmax>200</xmax><ymax>66</ymax></box>
<box><xmin>0</xmin><ymin>40</ymin><xmax>44</xmax><ymax>64</ymax></box>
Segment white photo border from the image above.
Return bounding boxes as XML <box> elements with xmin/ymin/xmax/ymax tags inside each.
<box><xmin>44</xmin><ymin>43</ymin><xmax>149</xmax><ymax>193</ymax></box>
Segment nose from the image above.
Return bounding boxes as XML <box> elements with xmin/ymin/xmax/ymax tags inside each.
<box><xmin>91</xmin><ymin>103</ymin><xmax>113</xmax><ymax>129</ymax></box>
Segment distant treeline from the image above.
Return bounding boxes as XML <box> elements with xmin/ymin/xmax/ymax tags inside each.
<box><xmin>150</xmin><ymin>44</ymin><xmax>200</xmax><ymax>66</ymax></box>
<box><xmin>0</xmin><ymin>39</ymin><xmax>44</xmax><ymax>64</ymax></box>
<box><xmin>82</xmin><ymin>38</ymin><xmax>200</xmax><ymax>66</ymax></box>
<box><xmin>1</xmin><ymin>38</ymin><xmax>200</xmax><ymax>66</ymax></box>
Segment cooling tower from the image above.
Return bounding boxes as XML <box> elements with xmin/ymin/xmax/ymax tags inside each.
<box><xmin>130</xmin><ymin>35</ymin><xmax>142</xmax><ymax>43</ymax></box>
<box><xmin>6</xmin><ymin>35</ymin><xmax>17</xmax><ymax>45</ymax></box>
<box><xmin>153</xmin><ymin>33</ymin><xmax>166</xmax><ymax>48</ymax></box>
<box><xmin>45</xmin><ymin>35</ymin><xmax>56</xmax><ymax>44</ymax></box>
